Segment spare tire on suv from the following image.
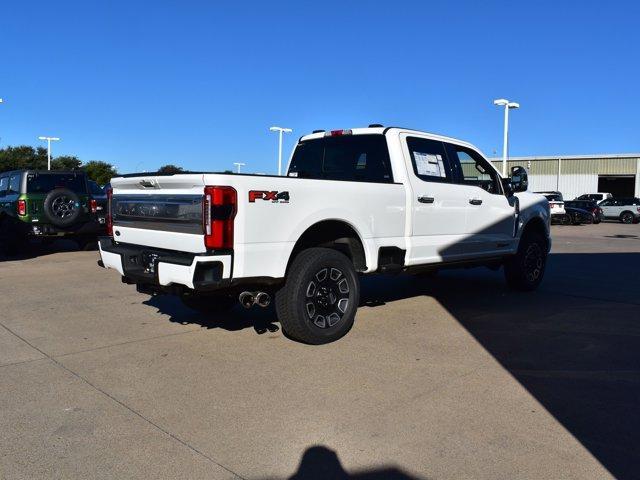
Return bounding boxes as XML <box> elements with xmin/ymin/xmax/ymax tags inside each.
<box><xmin>43</xmin><ymin>188</ymin><xmax>83</xmax><ymax>228</ymax></box>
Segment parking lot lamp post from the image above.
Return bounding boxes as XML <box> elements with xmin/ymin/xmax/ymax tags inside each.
<box><xmin>493</xmin><ymin>99</ymin><xmax>520</xmax><ymax>176</ymax></box>
<box><xmin>269</xmin><ymin>126</ymin><xmax>293</xmax><ymax>176</ymax></box>
<box><xmin>38</xmin><ymin>136</ymin><xmax>61</xmax><ymax>171</ymax></box>
<box><xmin>233</xmin><ymin>162</ymin><xmax>245</xmax><ymax>173</ymax></box>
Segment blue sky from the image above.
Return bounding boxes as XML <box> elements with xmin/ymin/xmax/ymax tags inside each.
<box><xmin>1</xmin><ymin>0</ymin><xmax>638</xmax><ymax>174</ymax></box>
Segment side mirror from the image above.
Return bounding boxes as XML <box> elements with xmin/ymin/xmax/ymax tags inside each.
<box><xmin>510</xmin><ymin>166</ymin><xmax>528</xmax><ymax>192</ymax></box>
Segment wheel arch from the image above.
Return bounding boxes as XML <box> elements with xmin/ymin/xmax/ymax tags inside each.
<box><xmin>520</xmin><ymin>216</ymin><xmax>550</xmax><ymax>252</ymax></box>
<box><xmin>286</xmin><ymin>219</ymin><xmax>367</xmax><ymax>274</ymax></box>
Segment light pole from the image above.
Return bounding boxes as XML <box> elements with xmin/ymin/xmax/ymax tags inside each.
<box><xmin>233</xmin><ymin>162</ymin><xmax>245</xmax><ymax>173</ymax></box>
<box><xmin>493</xmin><ymin>99</ymin><xmax>520</xmax><ymax>176</ymax></box>
<box><xmin>269</xmin><ymin>126</ymin><xmax>292</xmax><ymax>176</ymax></box>
<box><xmin>38</xmin><ymin>136</ymin><xmax>61</xmax><ymax>171</ymax></box>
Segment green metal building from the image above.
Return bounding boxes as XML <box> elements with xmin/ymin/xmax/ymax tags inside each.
<box><xmin>489</xmin><ymin>154</ymin><xmax>640</xmax><ymax>199</ymax></box>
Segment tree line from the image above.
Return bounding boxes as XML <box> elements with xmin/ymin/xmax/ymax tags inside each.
<box><xmin>0</xmin><ymin>145</ymin><xmax>191</xmax><ymax>185</ymax></box>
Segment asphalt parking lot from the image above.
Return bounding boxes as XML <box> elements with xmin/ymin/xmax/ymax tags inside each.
<box><xmin>1</xmin><ymin>223</ymin><xmax>639</xmax><ymax>480</ymax></box>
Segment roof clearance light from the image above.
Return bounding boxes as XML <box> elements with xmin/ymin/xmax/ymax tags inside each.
<box><xmin>325</xmin><ymin>129</ymin><xmax>353</xmax><ymax>137</ymax></box>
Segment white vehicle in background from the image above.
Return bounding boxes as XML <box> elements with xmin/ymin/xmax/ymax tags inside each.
<box><xmin>535</xmin><ymin>191</ymin><xmax>569</xmax><ymax>224</ymax></box>
<box><xmin>575</xmin><ymin>192</ymin><xmax>613</xmax><ymax>202</ymax></box>
<box><xmin>598</xmin><ymin>197</ymin><xmax>640</xmax><ymax>224</ymax></box>
<box><xmin>98</xmin><ymin>126</ymin><xmax>550</xmax><ymax>344</ymax></box>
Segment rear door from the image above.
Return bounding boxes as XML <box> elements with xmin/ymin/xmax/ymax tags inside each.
<box><xmin>400</xmin><ymin>134</ymin><xmax>470</xmax><ymax>264</ymax></box>
<box><xmin>445</xmin><ymin>142</ymin><xmax>517</xmax><ymax>255</ymax></box>
<box><xmin>598</xmin><ymin>198</ymin><xmax>616</xmax><ymax>218</ymax></box>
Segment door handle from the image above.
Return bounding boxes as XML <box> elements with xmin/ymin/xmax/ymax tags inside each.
<box><xmin>469</xmin><ymin>198</ymin><xmax>483</xmax><ymax>205</ymax></box>
<box><xmin>418</xmin><ymin>195</ymin><xmax>435</xmax><ymax>204</ymax></box>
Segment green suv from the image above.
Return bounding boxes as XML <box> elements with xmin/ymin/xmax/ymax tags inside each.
<box><xmin>0</xmin><ymin>170</ymin><xmax>104</xmax><ymax>253</ymax></box>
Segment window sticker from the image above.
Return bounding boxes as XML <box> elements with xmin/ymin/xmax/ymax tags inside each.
<box><xmin>414</xmin><ymin>152</ymin><xmax>446</xmax><ymax>177</ymax></box>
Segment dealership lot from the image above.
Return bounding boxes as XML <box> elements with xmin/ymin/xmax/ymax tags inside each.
<box><xmin>1</xmin><ymin>224</ymin><xmax>639</xmax><ymax>479</ymax></box>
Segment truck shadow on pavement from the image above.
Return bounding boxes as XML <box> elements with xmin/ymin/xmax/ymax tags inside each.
<box><xmin>262</xmin><ymin>445</ymin><xmax>425</xmax><ymax>480</ymax></box>
<box><xmin>361</xmin><ymin>252</ymin><xmax>640</xmax><ymax>480</ymax></box>
<box><xmin>148</xmin><ymin>251</ymin><xmax>640</xmax><ymax>480</ymax></box>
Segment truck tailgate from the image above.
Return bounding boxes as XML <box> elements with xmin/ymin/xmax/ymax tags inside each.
<box><xmin>110</xmin><ymin>174</ymin><xmax>207</xmax><ymax>253</ymax></box>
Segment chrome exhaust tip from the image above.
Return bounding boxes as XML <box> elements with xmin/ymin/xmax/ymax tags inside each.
<box><xmin>239</xmin><ymin>291</ymin><xmax>255</xmax><ymax>309</ymax></box>
<box><xmin>255</xmin><ymin>292</ymin><xmax>271</xmax><ymax>308</ymax></box>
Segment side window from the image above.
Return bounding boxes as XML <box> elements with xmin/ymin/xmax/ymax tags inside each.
<box><xmin>8</xmin><ymin>174</ymin><xmax>21</xmax><ymax>194</ymax></box>
<box><xmin>0</xmin><ymin>177</ymin><xmax>8</xmax><ymax>196</ymax></box>
<box><xmin>446</xmin><ymin>144</ymin><xmax>502</xmax><ymax>195</ymax></box>
<box><xmin>405</xmin><ymin>137</ymin><xmax>452</xmax><ymax>183</ymax></box>
<box><xmin>600</xmin><ymin>199</ymin><xmax>612</xmax><ymax>206</ymax></box>
<box><xmin>288</xmin><ymin>141</ymin><xmax>323</xmax><ymax>179</ymax></box>
<box><xmin>322</xmin><ymin>135</ymin><xmax>393</xmax><ymax>183</ymax></box>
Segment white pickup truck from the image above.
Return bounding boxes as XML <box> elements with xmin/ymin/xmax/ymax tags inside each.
<box><xmin>98</xmin><ymin>126</ymin><xmax>550</xmax><ymax>344</ymax></box>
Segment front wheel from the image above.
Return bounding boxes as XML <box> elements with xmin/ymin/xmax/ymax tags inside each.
<box><xmin>504</xmin><ymin>231</ymin><xmax>548</xmax><ymax>291</ymax></box>
<box><xmin>276</xmin><ymin>248</ymin><xmax>360</xmax><ymax>344</ymax></box>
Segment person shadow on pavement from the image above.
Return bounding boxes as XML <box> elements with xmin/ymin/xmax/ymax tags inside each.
<box><xmin>285</xmin><ymin>445</ymin><xmax>424</xmax><ymax>480</ymax></box>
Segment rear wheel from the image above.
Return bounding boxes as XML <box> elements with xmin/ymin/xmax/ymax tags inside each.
<box><xmin>620</xmin><ymin>211</ymin><xmax>635</xmax><ymax>224</ymax></box>
<box><xmin>276</xmin><ymin>248</ymin><xmax>359</xmax><ymax>344</ymax></box>
<box><xmin>180</xmin><ymin>293</ymin><xmax>237</xmax><ymax>314</ymax></box>
<box><xmin>0</xmin><ymin>218</ymin><xmax>28</xmax><ymax>255</ymax></box>
<box><xmin>504</xmin><ymin>231</ymin><xmax>547</xmax><ymax>291</ymax></box>
<box><xmin>76</xmin><ymin>236</ymin><xmax>97</xmax><ymax>251</ymax></box>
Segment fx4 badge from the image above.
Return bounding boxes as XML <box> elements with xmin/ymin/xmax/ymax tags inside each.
<box><xmin>249</xmin><ymin>190</ymin><xmax>290</xmax><ymax>203</ymax></box>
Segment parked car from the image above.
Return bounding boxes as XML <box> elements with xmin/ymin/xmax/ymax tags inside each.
<box><xmin>535</xmin><ymin>191</ymin><xmax>570</xmax><ymax>224</ymax></box>
<box><xmin>0</xmin><ymin>170</ymin><xmax>103</xmax><ymax>253</ymax></box>
<box><xmin>598</xmin><ymin>197</ymin><xmax>640</xmax><ymax>224</ymax></box>
<box><xmin>564</xmin><ymin>206</ymin><xmax>594</xmax><ymax>225</ymax></box>
<box><xmin>97</xmin><ymin>126</ymin><xmax>550</xmax><ymax>344</ymax></box>
<box><xmin>575</xmin><ymin>192</ymin><xmax>612</xmax><ymax>202</ymax></box>
<box><xmin>564</xmin><ymin>200</ymin><xmax>603</xmax><ymax>223</ymax></box>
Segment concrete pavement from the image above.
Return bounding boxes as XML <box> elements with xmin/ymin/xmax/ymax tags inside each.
<box><xmin>1</xmin><ymin>223</ymin><xmax>639</xmax><ymax>479</ymax></box>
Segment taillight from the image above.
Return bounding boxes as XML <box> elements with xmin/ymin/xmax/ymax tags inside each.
<box><xmin>17</xmin><ymin>199</ymin><xmax>26</xmax><ymax>216</ymax></box>
<box><xmin>90</xmin><ymin>199</ymin><xmax>97</xmax><ymax>214</ymax></box>
<box><xmin>325</xmin><ymin>129</ymin><xmax>352</xmax><ymax>137</ymax></box>
<box><xmin>106</xmin><ymin>188</ymin><xmax>113</xmax><ymax>236</ymax></box>
<box><xmin>203</xmin><ymin>186</ymin><xmax>236</xmax><ymax>250</ymax></box>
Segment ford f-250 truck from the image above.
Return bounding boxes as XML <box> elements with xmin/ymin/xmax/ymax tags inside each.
<box><xmin>98</xmin><ymin>126</ymin><xmax>550</xmax><ymax>344</ymax></box>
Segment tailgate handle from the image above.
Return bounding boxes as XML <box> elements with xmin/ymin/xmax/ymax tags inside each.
<box><xmin>418</xmin><ymin>195</ymin><xmax>435</xmax><ymax>204</ymax></box>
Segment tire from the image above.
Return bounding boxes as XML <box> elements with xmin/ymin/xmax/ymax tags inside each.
<box><xmin>620</xmin><ymin>211</ymin><xmax>634</xmax><ymax>224</ymax></box>
<box><xmin>275</xmin><ymin>248</ymin><xmax>360</xmax><ymax>344</ymax></box>
<box><xmin>43</xmin><ymin>188</ymin><xmax>82</xmax><ymax>228</ymax></box>
<box><xmin>562</xmin><ymin>214</ymin><xmax>572</xmax><ymax>225</ymax></box>
<box><xmin>0</xmin><ymin>217</ymin><xmax>28</xmax><ymax>255</ymax></box>
<box><xmin>76</xmin><ymin>237</ymin><xmax>97</xmax><ymax>251</ymax></box>
<box><xmin>180</xmin><ymin>293</ymin><xmax>237</xmax><ymax>314</ymax></box>
<box><xmin>504</xmin><ymin>231</ymin><xmax>547</xmax><ymax>292</ymax></box>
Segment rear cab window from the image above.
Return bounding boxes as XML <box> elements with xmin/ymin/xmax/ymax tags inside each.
<box><xmin>8</xmin><ymin>174</ymin><xmax>21</xmax><ymax>194</ymax></box>
<box><xmin>0</xmin><ymin>176</ymin><xmax>8</xmax><ymax>196</ymax></box>
<box><xmin>288</xmin><ymin>134</ymin><xmax>393</xmax><ymax>183</ymax></box>
<box><xmin>26</xmin><ymin>173</ymin><xmax>88</xmax><ymax>194</ymax></box>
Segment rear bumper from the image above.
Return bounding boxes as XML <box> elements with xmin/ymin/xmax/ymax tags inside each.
<box><xmin>98</xmin><ymin>237</ymin><xmax>232</xmax><ymax>291</ymax></box>
<box><xmin>28</xmin><ymin>220</ymin><xmax>106</xmax><ymax>237</ymax></box>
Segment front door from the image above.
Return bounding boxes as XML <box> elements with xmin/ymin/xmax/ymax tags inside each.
<box><xmin>445</xmin><ymin>143</ymin><xmax>517</xmax><ymax>256</ymax></box>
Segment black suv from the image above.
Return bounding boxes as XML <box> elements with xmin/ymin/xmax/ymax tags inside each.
<box><xmin>0</xmin><ymin>170</ymin><xmax>105</xmax><ymax>253</ymax></box>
